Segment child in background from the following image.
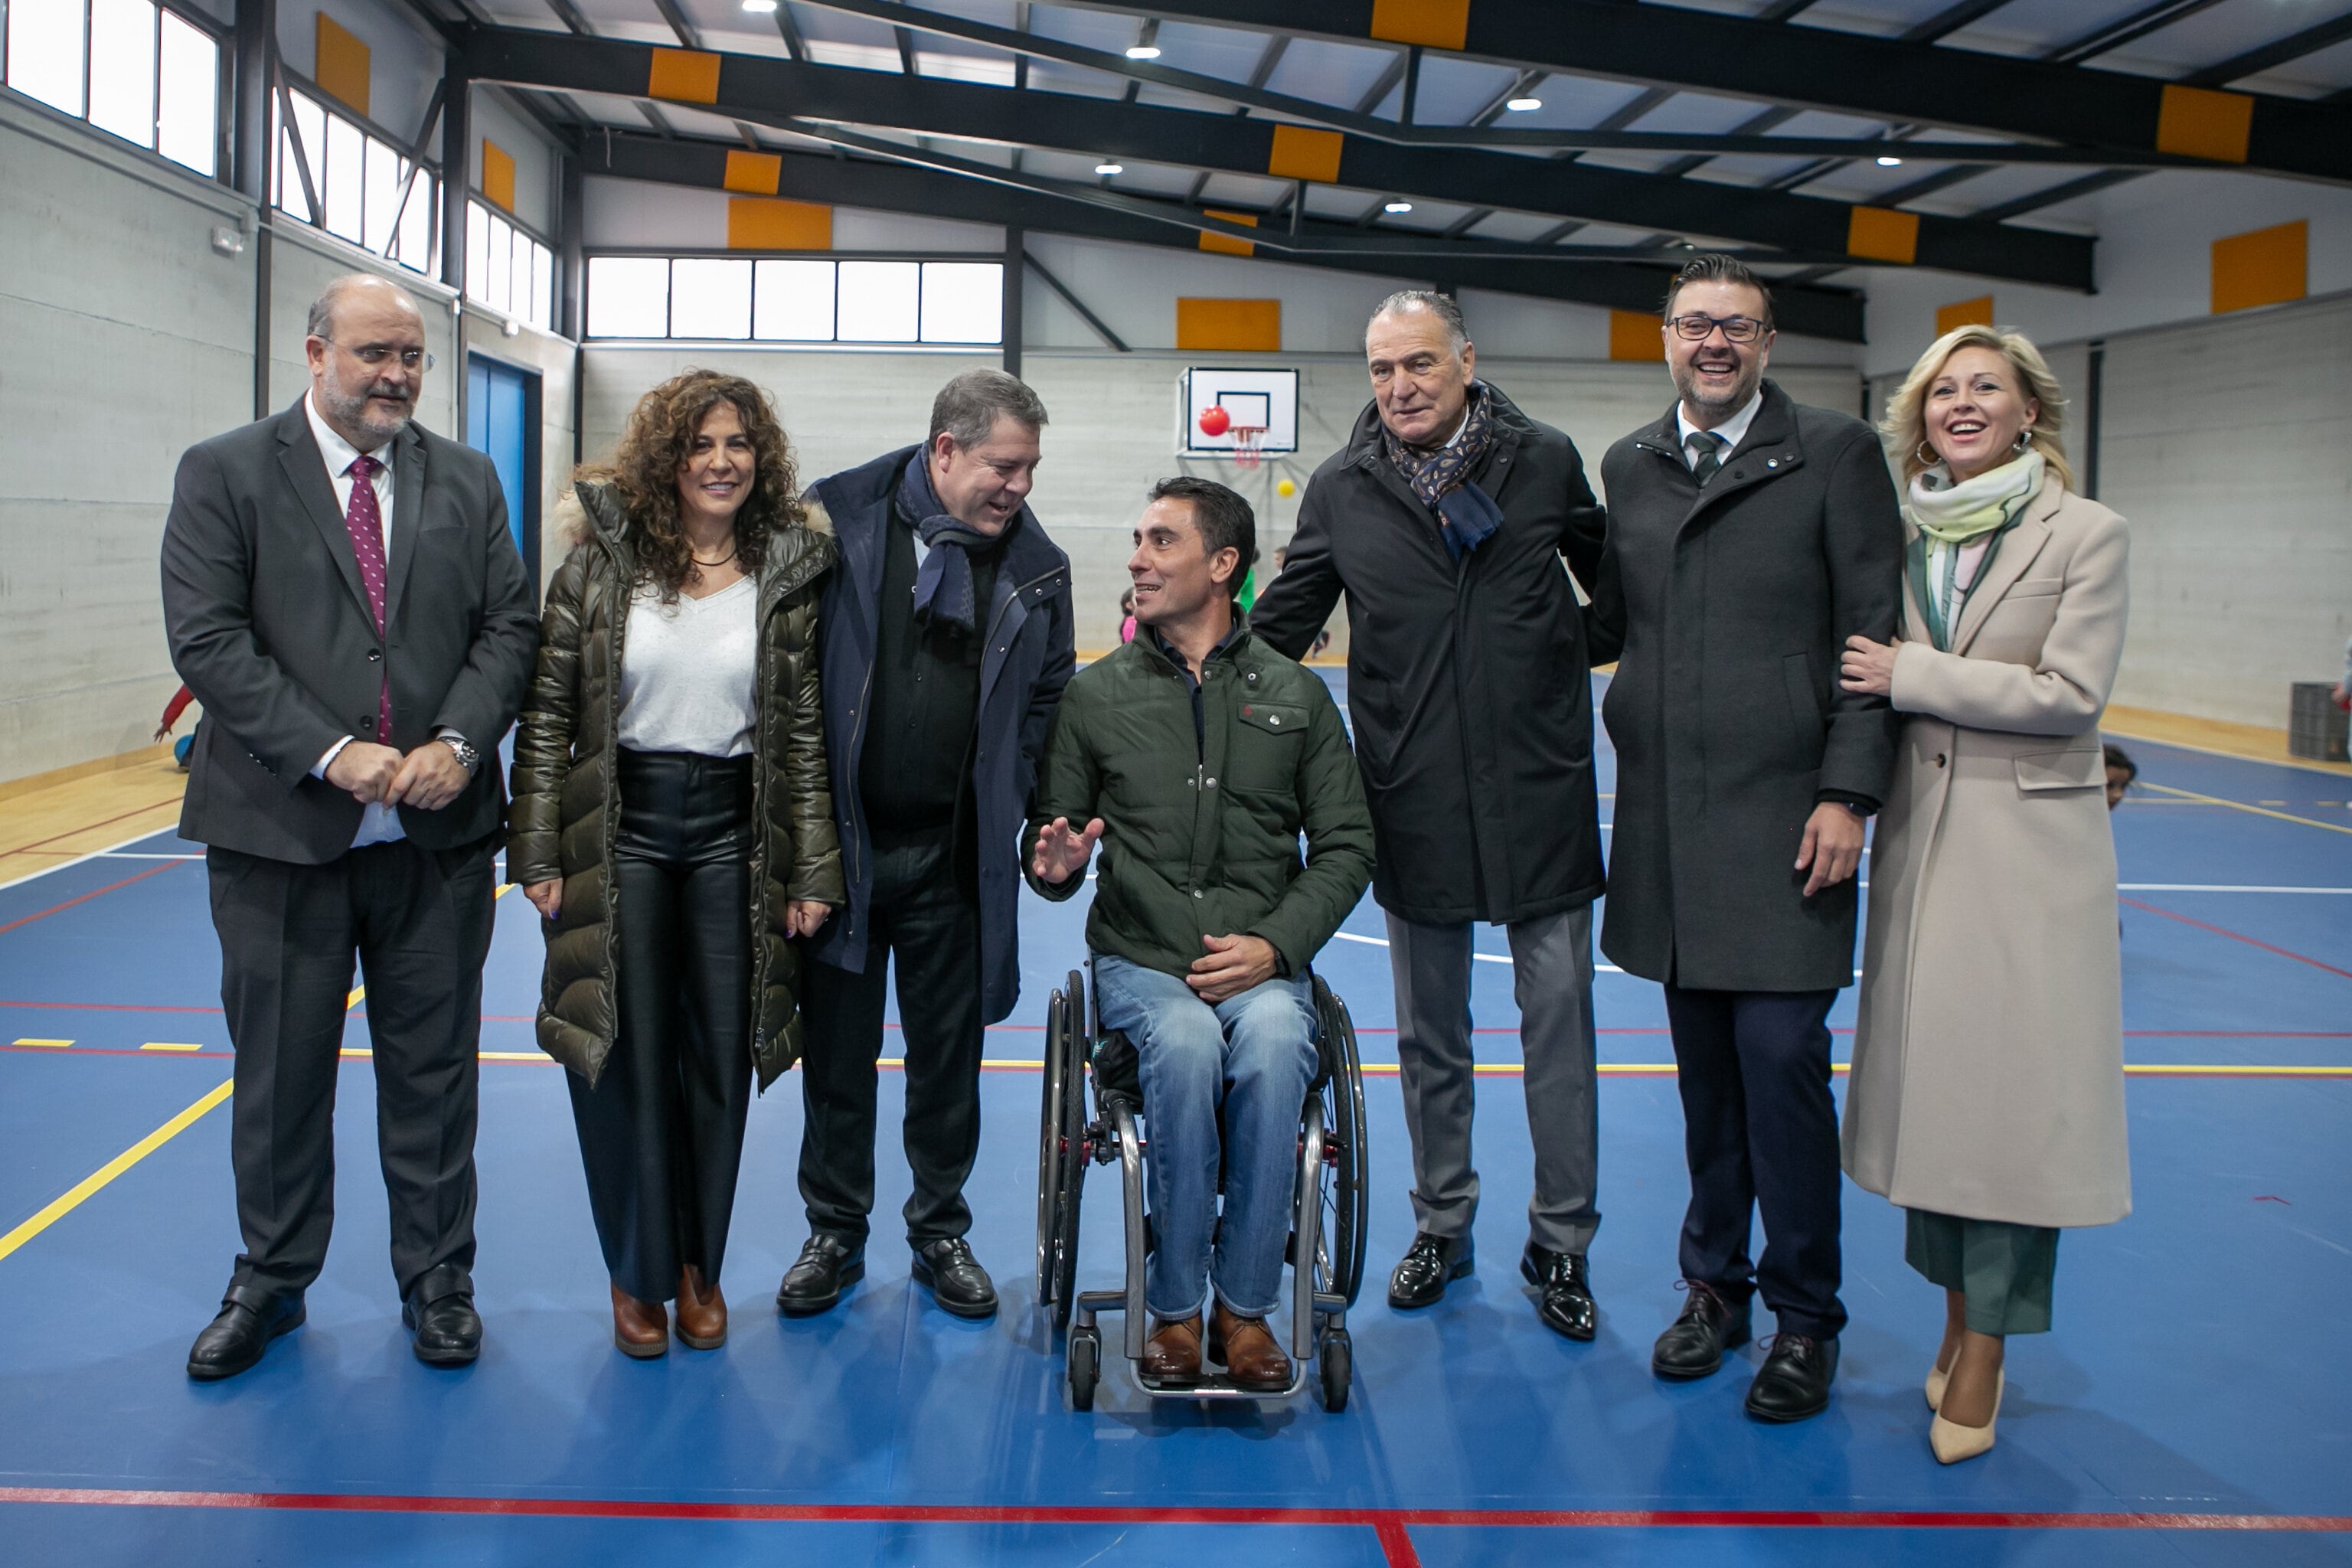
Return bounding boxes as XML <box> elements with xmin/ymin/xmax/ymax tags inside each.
<box><xmin>1119</xmin><ymin>588</ymin><xmax>1137</xmax><ymax>645</ymax></box>
<box><xmin>2103</xmin><ymin>743</ymin><xmax>2137</xmax><ymax>812</ymax></box>
<box><xmin>155</xmin><ymin>684</ymin><xmax>196</xmax><ymax>770</ymax></box>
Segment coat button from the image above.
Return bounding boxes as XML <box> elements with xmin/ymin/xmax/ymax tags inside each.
<box><xmin>1205</xmin><ymin>777</ymin><xmax>1217</xmax><ymax>788</ymax></box>
<box><xmin>368</xmin><ymin>649</ymin><xmax>381</xmax><ymax>662</ymax></box>
<box><xmin>1193</xmin><ymin>890</ymin><xmax>1204</xmax><ymax>899</ymax></box>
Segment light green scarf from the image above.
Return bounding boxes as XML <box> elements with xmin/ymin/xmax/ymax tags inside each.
<box><xmin>1906</xmin><ymin>447</ymin><xmax>2045</xmax><ymax>545</ymax></box>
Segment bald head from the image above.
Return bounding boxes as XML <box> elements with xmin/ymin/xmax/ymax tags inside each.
<box><xmin>305</xmin><ymin>273</ymin><xmax>430</xmax><ymax>451</ymax></box>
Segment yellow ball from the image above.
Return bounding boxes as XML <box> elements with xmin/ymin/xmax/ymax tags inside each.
<box><xmin>1276</xmin><ymin>478</ymin><xmax>1296</xmax><ymax>498</ymax></box>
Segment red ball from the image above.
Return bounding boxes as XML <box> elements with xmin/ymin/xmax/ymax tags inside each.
<box><xmin>1197</xmin><ymin>406</ymin><xmax>1231</xmax><ymax>437</ymax></box>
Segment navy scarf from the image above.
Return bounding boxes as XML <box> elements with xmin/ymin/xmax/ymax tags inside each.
<box><xmin>894</xmin><ymin>452</ymin><xmax>1003</xmax><ymax>635</ymax></box>
<box><xmin>1380</xmin><ymin>384</ymin><xmax>1504</xmax><ymax>560</ymax></box>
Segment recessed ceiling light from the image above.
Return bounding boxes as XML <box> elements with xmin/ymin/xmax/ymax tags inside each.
<box><xmin>1384</xmin><ymin>200</ymin><xmax>1413</xmax><ymax>214</ymax></box>
<box><xmin>1095</xmin><ymin>162</ymin><xmax>1123</xmax><ymax>175</ymax></box>
<box><xmin>1504</xmin><ymin>96</ymin><xmax>1543</xmax><ymax>113</ymax></box>
<box><xmin>740</xmin><ymin>0</ymin><xmax>777</xmax><ymax>11</ymax></box>
<box><xmin>1125</xmin><ymin>44</ymin><xmax>1161</xmax><ymax>59</ymax></box>
<box><xmin>1877</xmin><ymin>155</ymin><xmax>1904</xmax><ymax>166</ymax></box>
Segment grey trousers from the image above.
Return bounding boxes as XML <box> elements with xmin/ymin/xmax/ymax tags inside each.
<box><xmin>1387</xmin><ymin>904</ymin><xmax>1601</xmax><ymax>1255</ymax></box>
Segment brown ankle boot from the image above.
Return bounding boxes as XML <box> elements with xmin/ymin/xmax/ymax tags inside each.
<box><xmin>1141</xmin><ymin>1314</ymin><xmax>1203</xmax><ymax>1387</ymax></box>
<box><xmin>1210</xmin><ymin>1302</ymin><xmax>1292</xmax><ymax>1392</ymax></box>
<box><xmin>611</xmin><ymin>1283</ymin><xmax>668</xmax><ymax>1359</ymax></box>
<box><xmin>676</xmin><ymin>1266</ymin><xmax>727</xmax><ymax>1351</ymax></box>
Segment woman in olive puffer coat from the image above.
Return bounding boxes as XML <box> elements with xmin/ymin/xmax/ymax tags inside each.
<box><xmin>508</xmin><ymin>371</ymin><xmax>843</xmax><ymax>1359</ymax></box>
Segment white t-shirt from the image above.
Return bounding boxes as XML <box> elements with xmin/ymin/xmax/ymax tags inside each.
<box><xmin>617</xmin><ymin>576</ymin><xmax>758</xmax><ymax>757</ymax></box>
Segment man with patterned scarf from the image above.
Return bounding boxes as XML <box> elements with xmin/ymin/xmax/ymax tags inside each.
<box><xmin>1254</xmin><ymin>291</ymin><xmax>1615</xmax><ymax>1344</ymax></box>
<box><xmin>782</xmin><ymin>369</ymin><xmax>1075</xmax><ymax>1321</ymax></box>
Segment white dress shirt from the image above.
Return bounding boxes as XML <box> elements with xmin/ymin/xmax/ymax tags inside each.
<box><xmin>304</xmin><ymin>393</ymin><xmax>410</xmax><ymax>848</ymax></box>
<box><xmin>1677</xmin><ymin>388</ymin><xmax>1764</xmax><ymax>470</ymax></box>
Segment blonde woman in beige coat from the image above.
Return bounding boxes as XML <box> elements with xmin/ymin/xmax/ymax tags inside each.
<box><xmin>1837</xmin><ymin>324</ymin><xmax>2131</xmax><ymax>1467</ymax></box>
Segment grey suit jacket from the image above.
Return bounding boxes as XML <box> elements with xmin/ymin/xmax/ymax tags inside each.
<box><xmin>161</xmin><ymin>400</ymin><xmax>540</xmax><ymax>864</ymax></box>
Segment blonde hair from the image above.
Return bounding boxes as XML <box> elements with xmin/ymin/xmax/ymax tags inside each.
<box><xmin>1880</xmin><ymin>324</ymin><xmax>2075</xmax><ymax>492</ymax></box>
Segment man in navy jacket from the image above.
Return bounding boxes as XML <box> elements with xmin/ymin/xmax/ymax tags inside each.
<box><xmin>781</xmin><ymin>369</ymin><xmax>1074</xmax><ymax>1319</ymax></box>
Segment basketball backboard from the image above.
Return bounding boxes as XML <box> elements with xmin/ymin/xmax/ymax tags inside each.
<box><xmin>1178</xmin><ymin>367</ymin><xmax>1299</xmax><ymax>459</ymax></box>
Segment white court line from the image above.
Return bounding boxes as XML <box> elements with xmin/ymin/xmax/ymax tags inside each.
<box><xmin>81</xmin><ymin>852</ymin><xmax>203</xmax><ymax>861</ymax></box>
<box><xmin>2117</xmin><ymin>884</ymin><xmax>2352</xmax><ymax>893</ymax></box>
<box><xmin>0</xmin><ymin>828</ymin><xmax>191</xmax><ymax>893</ymax></box>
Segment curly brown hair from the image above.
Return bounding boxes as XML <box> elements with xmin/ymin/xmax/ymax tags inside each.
<box><xmin>577</xmin><ymin>369</ymin><xmax>806</xmax><ymax>603</ymax></box>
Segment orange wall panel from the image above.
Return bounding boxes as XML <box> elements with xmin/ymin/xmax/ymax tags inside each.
<box><xmin>1176</xmin><ymin>299</ymin><xmax>1282</xmax><ymax>353</ymax></box>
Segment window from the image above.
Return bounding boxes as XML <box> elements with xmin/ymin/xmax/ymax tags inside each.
<box><xmin>587</xmin><ymin>256</ymin><xmax>1001</xmax><ymax>345</ymax></box>
<box><xmin>753</xmin><ymin>260</ymin><xmax>835</xmax><ymax>341</ymax></box>
<box><xmin>670</xmin><ymin>258</ymin><xmax>753</xmax><ymax>340</ymax></box>
<box><xmin>273</xmin><ymin>87</ymin><xmax>439</xmax><ymax>277</ymax></box>
<box><xmin>462</xmin><ymin>198</ymin><xmax>554</xmax><ymax>331</ymax></box>
<box><xmin>5</xmin><ymin>0</ymin><xmax>220</xmax><ymax>176</ymax></box>
<box><xmin>836</xmin><ymin>260</ymin><xmax>920</xmax><ymax>342</ymax></box>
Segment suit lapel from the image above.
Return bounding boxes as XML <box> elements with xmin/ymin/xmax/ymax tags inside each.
<box><xmin>1951</xmin><ymin>486</ymin><xmax>2060</xmax><ymax>654</ymax></box>
<box><xmin>382</xmin><ymin>422</ymin><xmax>426</xmax><ymax>632</ymax></box>
<box><xmin>276</xmin><ymin>403</ymin><xmax>375</xmax><ymax>628</ymax></box>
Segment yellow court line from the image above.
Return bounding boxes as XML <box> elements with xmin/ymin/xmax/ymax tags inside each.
<box><xmin>0</xmin><ymin>1078</ymin><xmax>234</xmax><ymax>1264</ymax></box>
<box><xmin>2135</xmin><ymin>780</ymin><xmax>2352</xmax><ymax>837</ymax></box>
<box><xmin>13</xmin><ymin>1037</ymin><xmax>72</xmax><ymax>1047</ymax></box>
<box><xmin>140</xmin><ymin>1042</ymin><xmax>203</xmax><ymax>1053</ymax></box>
<box><xmin>348</xmin><ymin>987</ymin><xmax>364</xmax><ymax>1009</ymax></box>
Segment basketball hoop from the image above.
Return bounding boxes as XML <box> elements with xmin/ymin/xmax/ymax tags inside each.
<box><xmin>1231</xmin><ymin>426</ymin><xmax>1266</xmax><ymax>469</ymax></box>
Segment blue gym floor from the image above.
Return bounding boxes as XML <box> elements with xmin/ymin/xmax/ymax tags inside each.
<box><xmin>3</xmin><ymin>673</ymin><xmax>2348</xmax><ymax>1566</ymax></box>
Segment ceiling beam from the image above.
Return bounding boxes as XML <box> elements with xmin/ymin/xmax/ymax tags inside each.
<box><xmin>786</xmin><ymin>0</ymin><xmax>2186</xmax><ymax>168</ymax></box>
<box><xmin>577</xmin><ymin>127</ymin><xmax>1867</xmax><ymax>339</ymax></box>
<box><xmin>2186</xmin><ymin>12</ymin><xmax>2352</xmax><ymax>88</ymax></box>
<box><xmin>462</xmin><ymin>24</ymin><xmax>2096</xmax><ymax>289</ymax></box>
<box><xmin>1034</xmin><ymin>0</ymin><xmax>2352</xmax><ymax>185</ymax></box>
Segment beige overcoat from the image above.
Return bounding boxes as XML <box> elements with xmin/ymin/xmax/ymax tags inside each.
<box><xmin>1841</xmin><ymin>479</ymin><xmax>2132</xmax><ymax>1229</ymax></box>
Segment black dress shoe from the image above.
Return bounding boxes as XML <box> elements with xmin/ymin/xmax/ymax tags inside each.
<box><xmin>1520</xmin><ymin>1244</ymin><xmax>1597</xmax><ymax>1341</ymax></box>
<box><xmin>1387</xmin><ymin>1232</ymin><xmax>1474</xmax><ymax>1309</ymax></box>
<box><xmin>1746</xmin><ymin>1333</ymin><xmax>1839</xmax><ymax>1423</ymax></box>
<box><xmin>1651</xmin><ymin>1280</ymin><xmax>1752</xmax><ymax>1380</ymax></box>
<box><xmin>911</xmin><ymin>1237</ymin><xmax>998</xmax><ymax>1318</ymax></box>
<box><xmin>776</xmin><ymin>1234</ymin><xmax>865</xmax><ymax>1317</ymax></box>
<box><xmin>403</xmin><ymin>1289</ymin><xmax>482</xmax><ymax>1366</ymax></box>
<box><xmin>187</xmin><ymin>1293</ymin><xmax>305</xmax><ymax>1381</ymax></box>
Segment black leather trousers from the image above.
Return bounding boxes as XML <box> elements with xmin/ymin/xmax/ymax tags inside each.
<box><xmin>567</xmin><ymin>749</ymin><xmax>754</xmax><ymax>1304</ymax></box>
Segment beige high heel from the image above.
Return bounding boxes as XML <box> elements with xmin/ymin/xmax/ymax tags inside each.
<box><xmin>1926</xmin><ymin>1361</ymin><xmax>1950</xmax><ymax>1412</ymax></box>
<box><xmin>1929</xmin><ymin>1371</ymin><xmax>2004</xmax><ymax>1464</ymax></box>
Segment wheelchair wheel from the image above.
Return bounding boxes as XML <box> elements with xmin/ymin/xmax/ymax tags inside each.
<box><xmin>1312</xmin><ymin>978</ymin><xmax>1370</xmax><ymax>1307</ymax></box>
<box><xmin>1317</xmin><ymin>1325</ymin><xmax>1352</xmax><ymax>1413</ymax></box>
<box><xmin>1035</xmin><ymin>972</ymin><xmax>1089</xmax><ymax>1328</ymax></box>
<box><xmin>1068</xmin><ymin>1325</ymin><xmax>1101</xmax><ymax>1412</ymax></box>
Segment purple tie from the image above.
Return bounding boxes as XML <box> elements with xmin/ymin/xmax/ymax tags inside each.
<box><xmin>345</xmin><ymin>453</ymin><xmax>392</xmax><ymax>743</ymax></box>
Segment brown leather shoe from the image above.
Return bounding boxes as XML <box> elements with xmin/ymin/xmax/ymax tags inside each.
<box><xmin>677</xmin><ymin>1266</ymin><xmax>727</xmax><ymax>1351</ymax></box>
<box><xmin>1210</xmin><ymin>1302</ymin><xmax>1292</xmax><ymax>1392</ymax></box>
<box><xmin>1141</xmin><ymin>1314</ymin><xmax>1203</xmax><ymax>1387</ymax></box>
<box><xmin>611</xmin><ymin>1283</ymin><xmax>668</xmax><ymax>1359</ymax></box>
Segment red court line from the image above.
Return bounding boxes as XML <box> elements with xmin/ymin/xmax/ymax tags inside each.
<box><xmin>0</xmin><ymin>798</ymin><xmax>185</xmax><ymax>862</ymax></box>
<box><xmin>0</xmin><ymin>1488</ymin><xmax>2344</xmax><ymax>1534</ymax></box>
<box><xmin>2118</xmin><ymin>897</ymin><xmax>2352</xmax><ymax>980</ymax></box>
<box><xmin>0</xmin><ymin>862</ymin><xmax>186</xmax><ymax>938</ymax></box>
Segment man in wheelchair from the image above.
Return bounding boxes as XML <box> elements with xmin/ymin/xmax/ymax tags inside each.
<box><xmin>1027</xmin><ymin>477</ymin><xmax>1373</xmax><ymax>1390</ymax></box>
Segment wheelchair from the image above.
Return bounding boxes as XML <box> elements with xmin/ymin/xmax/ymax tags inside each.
<box><xmin>1034</xmin><ymin>962</ymin><xmax>1369</xmax><ymax>1413</ymax></box>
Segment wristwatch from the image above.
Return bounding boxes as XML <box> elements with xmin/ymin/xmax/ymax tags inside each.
<box><xmin>439</xmin><ymin>734</ymin><xmax>481</xmax><ymax>775</ymax></box>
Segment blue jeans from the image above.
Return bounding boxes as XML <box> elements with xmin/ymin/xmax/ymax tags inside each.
<box><xmin>1091</xmin><ymin>954</ymin><xmax>1319</xmax><ymax>1321</ymax></box>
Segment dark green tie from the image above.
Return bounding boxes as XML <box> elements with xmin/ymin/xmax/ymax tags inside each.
<box><xmin>1687</xmin><ymin>430</ymin><xmax>1727</xmax><ymax>486</ymax></box>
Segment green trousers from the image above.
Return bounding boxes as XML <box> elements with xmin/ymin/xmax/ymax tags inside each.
<box><xmin>1904</xmin><ymin>1209</ymin><xmax>2060</xmax><ymax>1336</ymax></box>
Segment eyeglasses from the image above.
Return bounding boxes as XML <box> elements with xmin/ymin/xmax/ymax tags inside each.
<box><xmin>322</xmin><ymin>338</ymin><xmax>435</xmax><ymax>372</ymax></box>
<box><xmin>1668</xmin><ymin>313</ymin><xmax>1769</xmax><ymax>344</ymax></box>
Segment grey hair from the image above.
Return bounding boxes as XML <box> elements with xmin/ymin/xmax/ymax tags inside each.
<box><xmin>305</xmin><ymin>273</ymin><xmax>419</xmax><ymax>340</ymax></box>
<box><xmin>1367</xmin><ymin>289</ymin><xmax>1468</xmax><ymax>354</ymax></box>
<box><xmin>928</xmin><ymin>368</ymin><xmax>1050</xmax><ymax>451</ymax></box>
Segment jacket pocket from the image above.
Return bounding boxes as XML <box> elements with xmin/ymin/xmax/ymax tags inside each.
<box><xmin>1781</xmin><ymin>652</ymin><xmax>1824</xmax><ymax>755</ymax></box>
<box><xmin>1227</xmin><ymin>701</ymin><xmax>1308</xmax><ymax>793</ymax></box>
<box><xmin>2014</xmin><ymin>746</ymin><xmax>2103</xmax><ymax>792</ymax></box>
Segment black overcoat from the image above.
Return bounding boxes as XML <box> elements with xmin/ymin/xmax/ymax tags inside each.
<box><xmin>1589</xmin><ymin>379</ymin><xmax>1902</xmax><ymax>993</ymax></box>
<box><xmin>1251</xmin><ymin>386</ymin><xmax>1608</xmax><ymax>926</ymax></box>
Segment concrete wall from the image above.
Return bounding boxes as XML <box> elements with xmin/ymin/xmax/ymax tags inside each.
<box><xmin>581</xmin><ymin>341</ymin><xmax>1863</xmax><ymax>653</ymax></box>
<box><xmin>0</xmin><ymin>91</ymin><xmax>254</xmax><ymax>779</ymax></box>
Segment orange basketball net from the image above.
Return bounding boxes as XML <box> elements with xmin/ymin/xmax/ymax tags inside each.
<box><xmin>1230</xmin><ymin>425</ymin><xmax>1266</xmax><ymax>469</ymax></box>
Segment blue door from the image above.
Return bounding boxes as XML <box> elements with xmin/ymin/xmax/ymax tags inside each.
<box><xmin>467</xmin><ymin>355</ymin><xmax>541</xmax><ymax>595</ymax></box>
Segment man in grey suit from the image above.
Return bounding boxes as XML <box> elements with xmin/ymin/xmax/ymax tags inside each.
<box><xmin>162</xmin><ymin>273</ymin><xmax>537</xmax><ymax>1380</ymax></box>
<box><xmin>1590</xmin><ymin>254</ymin><xmax>1900</xmax><ymax>1423</ymax></box>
